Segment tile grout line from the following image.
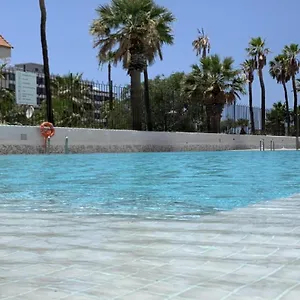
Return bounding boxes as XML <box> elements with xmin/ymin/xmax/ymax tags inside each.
<box><xmin>219</xmin><ymin>265</ymin><xmax>285</xmax><ymax>300</ymax></box>
<box><xmin>273</xmin><ymin>282</ymin><xmax>300</xmax><ymax>300</ymax></box>
<box><xmin>167</xmin><ymin>263</ymin><xmax>247</xmax><ymax>300</ymax></box>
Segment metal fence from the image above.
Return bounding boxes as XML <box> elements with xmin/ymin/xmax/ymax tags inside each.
<box><xmin>222</xmin><ymin>103</ymin><xmax>263</xmax><ymax>131</ymax></box>
<box><xmin>0</xmin><ymin>67</ymin><xmax>264</xmax><ymax>133</ymax></box>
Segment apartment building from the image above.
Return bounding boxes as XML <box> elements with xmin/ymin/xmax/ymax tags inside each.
<box><xmin>1</xmin><ymin>63</ymin><xmax>115</xmax><ymax>116</ymax></box>
<box><xmin>0</xmin><ymin>35</ymin><xmax>13</xmax><ymax>59</ymax></box>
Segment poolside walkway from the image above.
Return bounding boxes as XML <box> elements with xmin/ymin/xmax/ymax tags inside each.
<box><xmin>1</xmin><ymin>196</ymin><xmax>300</xmax><ymax>300</ymax></box>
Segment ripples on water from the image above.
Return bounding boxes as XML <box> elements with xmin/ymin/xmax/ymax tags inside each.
<box><xmin>0</xmin><ymin>151</ymin><xmax>299</xmax><ymax>219</ymax></box>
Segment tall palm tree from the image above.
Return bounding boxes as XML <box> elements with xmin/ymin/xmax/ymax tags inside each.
<box><xmin>192</xmin><ymin>28</ymin><xmax>210</xmax><ymax>59</ymax></box>
<box><xmin>283</xmin><ymin>44</ymin><xmax>300</xmax><ymax>141</ymax></box>
<box><xmin>246</xmin><ymin>37</ymin><xmax>270</xmax><ymax>134</ymax></box>
<box><xmin>184</xmin><ymin>55</ymin><xmax>246</xmax><ymax>133</ymax></box>
<box><xmin>90</xmin><ymin>0</ymin><xmax>174</xmax><ymax>131</ymax></box>
<box><xmin>39</xmin><ymin>0</ymin><xmax>54</xmax><ymax>125</ymax></box>
<box><xmin>241</xmin><ymin>59</ymin><xmax>256</xmax><ymax>134</ymax></box>
<box><xmin>269</xmin><ymin>54</ymin><xmax>291</xmax><ymax>135</ymax></box>
<box><xmin>142</xmin><ymin>24</ymin><xmax>174</xmax><ymax>131</ymax></box>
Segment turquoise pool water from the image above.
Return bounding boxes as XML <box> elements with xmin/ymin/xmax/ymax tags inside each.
<box><xmin>0</xmin><ymin>151</ymin><xmax>299</xmax><ymax>219</ymax></box>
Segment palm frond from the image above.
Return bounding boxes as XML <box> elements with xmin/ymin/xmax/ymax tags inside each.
<box><xmin>90</xmin><ymin>0</ymin><xmax>175</xmax><ymax>71</ymax></box>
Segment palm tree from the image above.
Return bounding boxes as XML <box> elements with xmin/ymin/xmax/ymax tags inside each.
<box><xmin>184</xmin><ymin>55</ymin><xmax>246</xmax><ymax>133</ymax></box>
<box><xmin>142</xmin><ymin>23</ymin><xmax>174</xmax><ymax>131</ymax></box>
<box><xmin>269</xmin><ymin>54</ymin><xmax>291</xmax><ymax>135</ymax></box>
<box><xmin>39</xmin><ymin>0</ymin><xmax>54</xmax><ymax>125</ymax></box>
<box><xmin>241</xmin><ymin>59</ymin><xmax>256</xmax><ymax>134</ymax></box>
<box><xmin>246</xmin><ymin>37</ymin><xmax>270</xmax><ymax>134</ymax></box>
<box><xmin>192</xmin><ymin>28</ymin><xmax>210</xmax><ymax>59</ymax></box>
<box><xmin>90</xmin><ymin>0</ymin><xmax>175</xmax><ymax>131</ymax></box>
<box><xmin>283</xmin><ymin>44</ymin><xmax>300</xmax><ymax>141</ymax></box>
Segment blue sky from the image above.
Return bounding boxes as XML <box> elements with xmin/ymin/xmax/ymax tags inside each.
<box><xmin>1</xmin><ymin>0</ymin><xmax>300</xmax><ymax>107</ymax></box>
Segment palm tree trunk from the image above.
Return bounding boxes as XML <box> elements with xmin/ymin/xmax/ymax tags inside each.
<box><xmin>108</xmin><ymin>62</ymin><xmax>113</xmax><ymax>111</ymax></box>
<box><xmin>258</xmin><ymin>68</ymin><xmax>266</xmax><ymax>134</ymax></box>
<box><xmin>130</xmin><ymin>70</ymin><xmax>142</xmax><ymax>130</ymax></box>
<box><xmin>282</xmin><ymin>81</ymin><xmax>290</xmax><ymax>135</ymax></box>
<box><xmin>292</xmin><ymin>74</ymin><xmax>299</xmax><ymax>147</ymax></box>
<box><xmin>39</xmin><ymin>0</ymin><xmax>54</xmax><ymax>125</ymax></box>
<box><xmin>143</xmin><ymin>68</ymin><xmax>153</xmax><ymax>131</ymax></box>
<box><xmin>202</xmin><ymin>47</ymin><xmax>207</xmax><ymax>59</ymax></box>
<box><xmin>205</xmin><ymin>105</ymin><xmax>212</xmax><ymax>132</ymax></box>
<box><xmin>210</xmin><ymin>115</ymin><xmax>219</xmax><ymax>133</ymax></box>
<box><xmin>248</xmin><ymin>81</ymin><xmax>255</xmax><ymax>134</ymax></box>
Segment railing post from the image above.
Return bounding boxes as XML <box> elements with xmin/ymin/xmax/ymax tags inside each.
<box><xmin>270</xmin><ymin>140</ymin><xmax>275</xmax><ymax>151</ymax></box>
<box><xmin>47</xmin><ymin>136</ymin><xmax>51</xmax><ymax>154</ymax></box>
<box><xmin>259</xmin><ymin>140</ymin><xmax>262</xmax><ymax>151</ymax></box>
<box><xmin>65</xmin><ymin>136</ymin><xmax>69</xmax><ymax>154</ymax></box>
<box><xmin>260</xmin><ymin>139</ymin><xmax>265</xmax><ymax>151</ymax></box>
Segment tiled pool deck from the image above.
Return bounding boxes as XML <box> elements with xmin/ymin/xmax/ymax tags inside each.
<box><xmin>1</xmin><ymin>196</ymin><xmax>300</xmax><ymax>300</ymax></box>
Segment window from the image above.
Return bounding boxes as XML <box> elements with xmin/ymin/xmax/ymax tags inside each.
<box><xmin>37</xmin><ymin>87</ymin><xmax>45</xmax><ymax>95</ymax></box>
<box><xmin>9</xmin><ymin>83</ymin><xmax>15</xmax><ymax>91</ymax></box>
<box><xmin>9</xmin><ymin>73</ymin><xmax>15</xmax><ymax>81</ymax></box>
<box><xmin>37</xmin><ymin>77</ymin><xmax>45</xmax><ymax>85</ymax></box>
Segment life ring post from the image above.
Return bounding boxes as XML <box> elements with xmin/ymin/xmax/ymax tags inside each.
<box><xmin>47</xmin><ymin>136</ymin><xmax>51</xmax><ymax>154</ymax></box>
<box><xmin>40</xmin><ymin>122</ymin><xmax>55</xmax><ymax>154</ymax></box>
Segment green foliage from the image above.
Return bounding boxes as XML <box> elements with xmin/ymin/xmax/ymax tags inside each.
<box><xmin>236</xmin><ymin>118</ymin><xmax>249</xmax><ymax>127</ymax></box>
<box><xmin>241</xmin><ymin>59</ymin><xmax>256</xmax><ymax>83</ymax></box>
<box><xmin>0</xmin><ymin>88</ymin><xmax>39</xmax><ymax>125</ymax></box>
<box><xmin>269</xmin><ymin>54</ymin><xmax>290</xmax><ymax>84</ymax></box>
<box><xmin>183</xmin><ymin>55</ymin><xmax>246</xmax><ymax>133</ymax></box>
<box><xmin>51</xmin><ymin>73</ymin><xmax>95</xmax><ymax>128</ymax></box>
<box><xmin>192</xmin><ymin>28</ymin><xmax>210</xmax><ymax>58</ymax></box>
<box><xmin>220</xmin><ymin>118</ymin><xmax>235</xmax><ymax>133</ymax></box>
<box><xmin>246</xmin><ymin>37</ymin><xmax>270</xmax><ymax>69</ymax></box>
<box><xmin>266</xmin><ymin>102</ymin><xmax>286</xmax><ymax>136</ymax></box>
<box><xmin>90</xmin><ymin>0</ymin><xmax>175</xmax><ymax>130</ymax></box>
<box><xmin>283</xmin><ymin>44</ymin><xmax>300</xmax><ymax>76</ymax></box>
<box><xmin>90</xmin><ymin>0</ymin><xmax>175</xmax><ymax>70</ymax></box>
<box><xmin>184</xmin><ymin>55</ymin><xmax>245</xmax><ymax>105</ymax></box>
<box><xmin>146</xmin><ymin>72</ymin><xmax>197</xmax><ymax>131</ymax></box>
<box><xmin>102</xmin><ymin>98</ymin><xmax>132</xmax><ymax>129</ymax></box>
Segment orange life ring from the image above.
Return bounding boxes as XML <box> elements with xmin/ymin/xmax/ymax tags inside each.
<box><xmin>40</xmin><ymin>122</ymin><xmax>55</xmax><ymax>138</ymax></box>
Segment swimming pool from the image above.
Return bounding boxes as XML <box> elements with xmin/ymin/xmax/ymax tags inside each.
<box><xmin>0</xmin><ymin>151</ymin><xmax>299</xmax><ymax>219</ymax></box>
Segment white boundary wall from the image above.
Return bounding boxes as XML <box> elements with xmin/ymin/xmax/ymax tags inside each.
<box><xmin>0</xmin><ymin>125</ymin><xmax>297</xmax><ymax>154</ymax></box>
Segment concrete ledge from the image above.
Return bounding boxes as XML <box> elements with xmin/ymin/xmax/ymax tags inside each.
<box><xmin>0</xmin><ymin>125</ymin><xmax>297</xmax><ymax>154</ymax></box>
<box><xmin>0</xmin><ymin>144</ymin><xmax>253</xmax><ymax>155</ymax></box>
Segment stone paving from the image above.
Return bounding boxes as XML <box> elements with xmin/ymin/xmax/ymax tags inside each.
<box><xmin>1</xmin><ymin>195</ymin><xmax>300</xmax><ymax>299</ymax></box>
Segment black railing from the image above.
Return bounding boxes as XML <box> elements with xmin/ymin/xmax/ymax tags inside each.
<box><xmin>0</xmin><ymin>68</ymin><xmax>265</xmax><ymax>133</ymax></box>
